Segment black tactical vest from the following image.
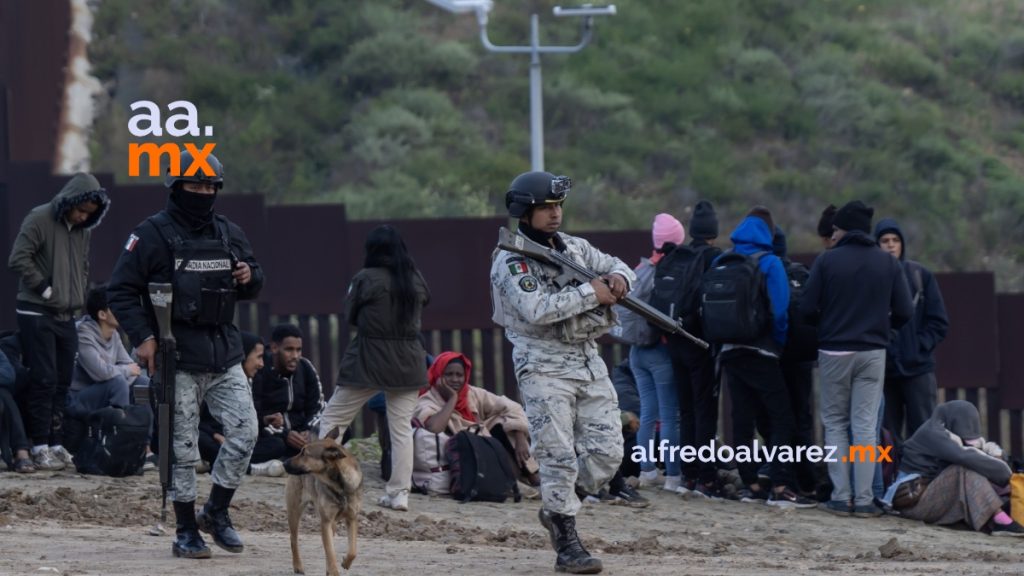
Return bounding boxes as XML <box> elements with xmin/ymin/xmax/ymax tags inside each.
<box><xmin>148</xmin><ymin>213</ymin><xmax>238</xmax><ymax>326</ymax></box>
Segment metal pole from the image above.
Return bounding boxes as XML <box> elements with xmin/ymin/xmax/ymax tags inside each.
<box><xmin>529</xmin><ymin>14</ymin><xmax>544</xmax><ymax>172</ymax></box>
<box><xmin>428</xmin><ymin>2</ymin><xmax>615</xmax><ymax>170</ymax></box>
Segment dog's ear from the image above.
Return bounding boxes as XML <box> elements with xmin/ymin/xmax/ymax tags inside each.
<box><xmin>324</xmin><ymin>446</ymin><xmax>346</xmax><ymax>461</ymax></box>
<box><xmin>325</xmin><ymin>426</ymin><xmax>342</xmax><ymax>441</ymax></box>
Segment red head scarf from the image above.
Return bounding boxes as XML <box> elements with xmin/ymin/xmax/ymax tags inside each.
<box><xmin>424</xmin><ymin>351</ymin><xmax>475</xmax><ymax>422</ymax></box>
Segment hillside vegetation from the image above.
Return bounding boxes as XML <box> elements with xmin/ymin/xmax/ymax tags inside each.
<box><xmin>88</xmin><ymin>0</ymin><xmax>1024</xmax><ymax>289</ymax></box>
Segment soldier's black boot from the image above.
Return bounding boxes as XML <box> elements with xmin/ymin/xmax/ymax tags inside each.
<box><xmin>197</xmin><ymin>484</ymin><xmax>244</xmax><ymax>553</ymax></box>
<box><xmin>172</xmin><ymin>501</ymin><xmax>212</xmax><ymax>559</ymax></box>
<box><xmin>539</xmin><ymin>509</ymin><xmax>603</xmax><ymax>574</ymax></box>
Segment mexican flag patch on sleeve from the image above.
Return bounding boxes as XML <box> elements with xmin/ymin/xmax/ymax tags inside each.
<box><xmin>508</xmin><ymin>260</ymin><xmax>529</xmax><ymax>275</ymax></box>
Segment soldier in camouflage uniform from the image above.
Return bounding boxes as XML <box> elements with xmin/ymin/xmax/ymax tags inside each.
<box><xmin>490</xmin><ymin>171</ymin><xmax>635</xmax><ymax>575</ymax></box>
<box><xmin>108</xmin><ymin>150</ymin><xmax>261</xmax><ymax>559</ymax></box>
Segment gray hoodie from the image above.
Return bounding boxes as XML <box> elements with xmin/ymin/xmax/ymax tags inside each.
<box><xmin>71</xmin><ymin>316</ymin><xmax>137</xmax><ymax>391</ymax></box>
<box><xmin>900</xmin><ymin>400</ymin><xmax>1011</xmax><ymax>484</ymax></box>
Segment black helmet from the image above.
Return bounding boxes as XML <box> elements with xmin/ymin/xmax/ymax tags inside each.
<box><xmin>505</xmin><ymin>171</ymin><xmax>571</xmax><ymax>218</ymax></box>
<box><xmin>165</xmin><ymin>148</ymin><xmax>224</xmax><ymax>189</ymax></box>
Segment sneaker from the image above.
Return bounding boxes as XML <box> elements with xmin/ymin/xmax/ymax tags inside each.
<box><xmin>196</xmin><ymin>460</ymin><xmax>211</xmax><ymax>474</ymax></box>
<box><xmin>377</xmin><ymin>489</ymin><xmax>409</xmax><ymax>511</ymax></box>
<box><xmin>517</xmin><ymin>481</ymin><xmax>541</xmax><ymax>500</ymax></box>
<box><xmin>818</xmin><ymin>500</ymin><xmax>853</xmax><ymax>516</ymax></box>
<box><xmin>142</xmin><ymin>453</ymin><xmax>158</xmax><ymax>473</ymax></box>
<box><xmin>32</xmin><ymin>447</ymin><xmax>65</xmax><ymax>471</ymax></box>
<box><xmin>662</xmin><ymin>475</ymin><xmax>682</xmax><ymax>493</ymax></box>
<box><xmin>675</xmin><ymin>478</ymin><xmax>697</xmax><ymax>496</ymax></box>
<box><xmin>991</xmin><ymin>521</ymin><xmax>1024</xmax><ymax>537</ymax></box>
<box><xmin>49</xmin><ymin>445</ymin><xmax>75</xmax><ymax>468</ymax></box>
<box><xmin>581</xmin><ymin>488</ymin><xmax>616</xmax><ymax>504</ymax></box>
<box><xmin>852</xmin><ymin>503</ymin><xmax>885</xmax><ymax>518</ymax></box>
<box><xmin>638</xmin><ymin>469</ymin><xmax>665</xmax><ymax>488</ymax></box>
<box><xmin>767</xmin><ymin>488</ymin><xmax>818</xmax><ymax>509</ymax></box>
<box><xmin>738</xmin><ymin>487</ymin><xmax>769</xmax><ymax>504</ymax></box>
<box><xmin>609</xmin><ymin>484</ymin><xmax>651</xmax><ymax>508</ymax></box>
<box><xmin>250</xmin><ymin>459</ymin><xmax>285</xmax><ymax>477</ymax></box>
<box><xmin>692</xmin><ymin>481</ymin><xmax>735</xmax><ymax>500</ymax></box>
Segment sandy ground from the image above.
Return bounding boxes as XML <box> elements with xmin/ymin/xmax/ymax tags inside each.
<box><xmin>2</xmin><ymin>446</ymin><xmax>1024</xmax><ymax>576</ymax></box>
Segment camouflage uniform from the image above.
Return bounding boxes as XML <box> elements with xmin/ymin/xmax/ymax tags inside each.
<box><xmin>171</xmin><ymin>364</ymin><xmax>257</xmax><ymax>502</ymax></box>
<box><xmin>490</xmin><ymin>231</ymin><xmax>635</xmax><ymax>516</ymax></box>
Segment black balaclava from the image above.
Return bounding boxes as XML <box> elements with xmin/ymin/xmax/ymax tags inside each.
<box><xmin>170</xmin><ymin>185</ymin><xmax>217</xmax><ymax>225</ymax></box>
<box><xmin>518</xmin><ymin>209</ymin><xmax>567</xmax><ymax>252</ymax></box>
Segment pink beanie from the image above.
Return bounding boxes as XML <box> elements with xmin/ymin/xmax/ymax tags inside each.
<box><xmin>652</xmin><ymin>213</ymin><xmax>685</xmax><ymax>250</ymax></box>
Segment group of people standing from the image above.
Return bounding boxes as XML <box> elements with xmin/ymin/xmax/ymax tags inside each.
<box><xmin>5</xmin><ymin>156</ymin><xmax>1015</xmax><ymax>576</ymax></box>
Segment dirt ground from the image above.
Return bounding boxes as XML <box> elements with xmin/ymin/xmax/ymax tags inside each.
<box><xmin>2</xmin><ymin>443</ymin><xmax>1023</xmax><ymax>576</ymax></box>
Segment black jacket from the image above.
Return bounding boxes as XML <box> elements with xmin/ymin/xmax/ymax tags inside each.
<box><xmin>800</xmin><ymin>231</ymin><xmax>914</xmax><ymax>351</ymax></box>
<box><xmin>873</xmin><ymin>219</ymin><xmax>950</xmax><ymax>377</ymax></box>
<box><xmin>107</xmin><ymin>199</ymin><xmax>263</xmax><ymax>372</ymax></box>
<box><xmin>252</xmin><ymin>356</ymin><xmax>324</xmax><ymax>435</ymax></box>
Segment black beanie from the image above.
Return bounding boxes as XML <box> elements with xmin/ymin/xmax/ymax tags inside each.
<box><xmin>689</xmin><ymin>200</ymin><xmax>719</xmax><ymax>240</ymax></box>
<box><xmin>772</xmin><ymin>226</ymin><xmax>787</xmax><ymax>258</ymax></box>
<box><xmin>817</xmin><ymin>204</ymin><xmax>837</xmax><ymax>238</ymax></box>
<box><xmin>833</xmin><ymin>200</ymin><xmax>874</xmax><ymax>234</ymax></box>
<box><xmin>241</xmin><ymin>331</ymin><xmax>263</xmax><ymax>358</ymax></box>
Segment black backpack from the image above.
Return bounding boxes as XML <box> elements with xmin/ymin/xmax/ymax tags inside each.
<box><xmin>445</xmin><ymin>429</ymin><xmax>522</xmax><ymax>503</ymax></box>
<box><xmin>75</xmin><ymin>406</ymin><xmax>152</xmax><ymax>477</ymax></box>
<box><xmin>647</xmin><ymin>244</ymin><xmax>710</xmax><ymax>326</ymax></box>
<box><xmin>700</xmin><ymin>251</ymin><xmax>770</xmax><ymax>344</ymax></box>
<box><xmin>782</xmin><ymin>260</ymin><xmax>818</xmax><ymax>362</ymax></box>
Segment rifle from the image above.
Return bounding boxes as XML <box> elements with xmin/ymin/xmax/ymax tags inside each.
<box><xmin>497</xmin><ymin>227</ymin><xmax>709</xmax><ymax>349</ymax></box>
<box><xmin>148</xmin><ymin>282</ymin><xmax>176</xmax><ymax>533</ymax></box>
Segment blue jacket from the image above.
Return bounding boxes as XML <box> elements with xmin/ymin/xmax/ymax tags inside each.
<box><xmin>718</xmin><ymin>216</ymin><xmax>789</xmax><ymax>348</ymax></box>
<box><xmin>874</xmin><ymin>218</ymin><xmax>949</xmax><ymax>377</ymax></box>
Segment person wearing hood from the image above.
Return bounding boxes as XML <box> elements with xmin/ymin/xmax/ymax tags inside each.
<box><xmin>8</xmin><ymin>172</ymin><xmax>110</xmax><ymax>472</ymax></box>
<box><xmin>108</xmin><ymin>150</ymin><xmax>262</xmax><ymax>560</ymax></box>
<box><xmin>415</xmin><ymin>351</ymin><xmax>539</xmax><ymax>484</ymax></box>
<box><xmin>714</xmin><ymin>207</ymin><xmax>815</xmax><ymax>509</ymax></box>
<box><xmin>801</xmin><ymin>200</ymin><xmax>914</xmax><ymax>517</ymax></box>
<box><xmin>490</xmin><ymin>170</ymin><xmax>636</xmax><ymax>574</ymax></box>
<box><xmin>888</xmin><ymin>400</ymin><xmax>1022</xmax><ymax>535</ymax></box>
<box><xmin>874</xmin><ymin>218</ymin><xmax>949</xmax><ymax>441</ymax></box>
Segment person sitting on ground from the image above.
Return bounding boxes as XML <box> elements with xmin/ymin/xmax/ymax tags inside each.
<box><xmin>887</xmin><ymin>400</ymin><xmax>1023</xmax><ymax>536</ymax></box>
<box><xmin>198</xmin><ymin>333</ymin><xmax>266</xmax><ymax>474</ymax></box>
<box><xmin>415</xmin><ymin>351</ymin><xmax>539</xmax><ymax>486</ymax></box>
<box><xmin>67</xmin><ymin>285</ymin><xmax>156</xmax><ymax>470</ymax></box>
<box><xmin>1</xmin><ymin>347</ymin><xmax>34</xmax><ymax>473</ymax></box>
<box><xmin>250</xmin><ymin>324</ymin><xmax>324</xmax><ymax>475</ymax></box>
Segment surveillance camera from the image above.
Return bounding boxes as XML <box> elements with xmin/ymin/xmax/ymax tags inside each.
<box><xmin>552</xmin><ymin>4</ymin><xmax>617</xmax><ymax>17</ymax></box>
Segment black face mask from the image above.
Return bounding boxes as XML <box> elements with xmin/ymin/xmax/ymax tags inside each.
<box><xmin>518</xmin><ymin>220</ymin><xmax>566</xmax><ymax>252</ymax></box>
<box><xmin>171</xmin><ymin>189</ymin><xmax>217</xmax><ymax>221</ymax></box>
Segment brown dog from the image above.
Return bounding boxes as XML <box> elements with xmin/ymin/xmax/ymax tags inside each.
<box><xmin>283</xmin><ymin>430</ymin><xmax>363</xmax><ymax>575</ymax></box>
